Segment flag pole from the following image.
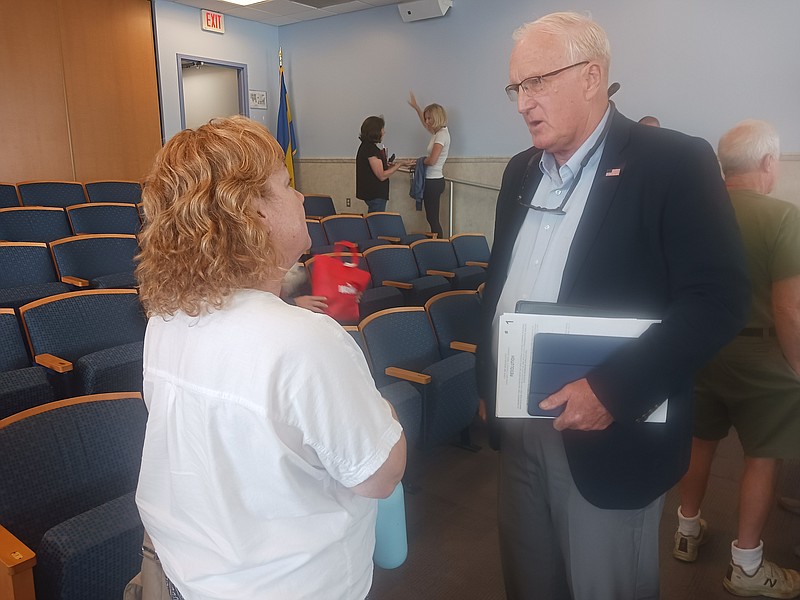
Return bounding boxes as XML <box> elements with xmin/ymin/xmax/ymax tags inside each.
<box><xmin>279</xmin><ymin>47</ymin><xmax>283</xmax><ymax>68</ymax></box>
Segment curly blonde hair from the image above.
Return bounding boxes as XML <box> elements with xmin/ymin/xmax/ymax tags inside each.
<box><xmin>136</xmin><ymin>116</ymin><xmax>285</xmax><ymax>317</ymax></box>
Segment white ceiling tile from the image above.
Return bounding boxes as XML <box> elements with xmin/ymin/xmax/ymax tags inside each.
<box><xmin>323</xmin><ymin>1</ymin><xmax>372</xmax><ymax>14</ymax></box>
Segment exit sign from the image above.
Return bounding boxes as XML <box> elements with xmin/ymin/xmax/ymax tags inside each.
<box><xmin>201</xmin><ymin>10</ymin><xmax>224</xmax><ymax>33</ymax></box>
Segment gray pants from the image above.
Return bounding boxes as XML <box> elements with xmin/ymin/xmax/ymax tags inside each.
<box><xmin>498</xmin><ymin>419</ymin><xmax>664</xmax><ymax>600</ymax></box>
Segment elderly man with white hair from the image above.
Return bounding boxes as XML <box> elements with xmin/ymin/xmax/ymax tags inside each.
<box><xmin>477</xmin><ymin>11</ymin><xmax>749</xmax><ymax>600</ymax></box>
<box><xmin>674</xmin><ymin>120</ymin><xmax>800</xmax><ymax>599</ymax></box>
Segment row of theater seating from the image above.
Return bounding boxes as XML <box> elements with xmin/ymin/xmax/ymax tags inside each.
<box><xmin>1</xmin><ymin>236</ymin><xmax>138</xmax><ymax>309</ymax></box>
<box><xmin>0</xmin><ymin>391</ymin><xmax>147</xmax><ymax>600</ymax></box>
<box><xmin>306</xmin><ymin>212</ymin><xmax>432</xmax><ymax>255</ymax></box>
<box><xmin>0</xmin><ymin>290</ymin><xmax>483</xmax><ymax>600</ymax></box>
<box><xmin>0</xmin><ymin>204</ymin><xmax>142</xmax><ymax>242</ymax></box>
<box><xmin>345</xmin><ymin>290</ymin><xmax>481</xmax><ymax>451</ymax></box>
<box><xmin>0</xmin><ymin>290</ymin><xmax>145</xmax><ymax>418</ymax></box>
<box><xmin>0</xmin><ymin>193</ymin><xmax>487</xmax><ymax>600</ymax></box>
<box><xmin>0</xmin><ymin>286</ymin><xmax>481</xmax><ymax>426</ymax></box>
<box><xmin>302</xmin><ymin>235</ymin><xmax>489</xmax><ymax>323</ymax></box>
<box><xmin>0</xmin><ymin>180</ymin><xmax>142</xmax><ymax>208</ymax></box>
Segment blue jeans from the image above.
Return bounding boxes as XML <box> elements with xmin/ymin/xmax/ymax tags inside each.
<box><xmin>365</xmin><ymin>198</ymin><xmax>388</xmax><ymax>213</ymax></box>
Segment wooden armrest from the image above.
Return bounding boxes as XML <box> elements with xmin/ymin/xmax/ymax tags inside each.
<box><xmin>385</xmin><ymin>366</ymin><xmax>432</xmax><ymax>385</ymax></box>
<box><xmin>378</xmin><ymin>236</ymin><xmax>401</xmax><ymax>243</ymax></box>
<box><xmin>382</xmin><ymin>280</ymin><xmax>413</xmax><ymax>290</ymax></box>
<box><xmin>0</xmin><ymin>524</ymin><xmax>36</xmax><ymax>600</ymax></box>
<box><xmin>61</xmin><ymin>276</ymin><xmax>89</xmax><ymax>287</ymax></box>
<box><xmin>35</xmin><ymin>353</ymin><xmax>73</xmax><ymax>373</ymax></box>
<box><xmin>426</xmin><ymin>269</ymin><xmax>454</xmax><ymax>278</ymax></box>
<box><xmin>450</xmin><ymin>341</ymin><xmax>477</xmax><ymax>353</ymax></box>
<box><xmin>465</xmin><ymin>261</ymin><xmax>489</xmax><ymax>268</ymax></box>
<box><xmin>424</xmin><ymin>232</ymin><xmax>438</xmax><ymax>239</ymax></box>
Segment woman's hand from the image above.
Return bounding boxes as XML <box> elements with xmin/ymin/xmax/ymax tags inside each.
<box><xmin>408</xmin><ymin>91</ymin><xmax>420</xmax><ymax>110</ymax></box>
<box><xmin>293</xmin><ymin>295</ymin><xmax>328</xmax><ymax>313</ymax></box>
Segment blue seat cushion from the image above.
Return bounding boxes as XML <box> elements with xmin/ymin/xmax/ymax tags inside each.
<box><xmin>0</xmin><ymin>366</ymin><xmax>54</xmax><ymax>419</ymax></box>
<box><xmin>359</xmin><ymin>286</ymin><xmax>404</xmax><ymax>320</ymax></box>
<box><xmin>451</xmin><ymin>266</ymin><xmax>486</xmax><ymax>291</ymax></box>
<box><xmin>74</xmin><ymin>341</ymin><xmax>144</xmax><ymax>395</ymax></box>
<box><xmin>420</xmin><ymin>352</ymin><xmax>479</xmax><ymax>446</ymax></box>
<box><xmin>0</xmin><ymin>282</ymin><xmax>72</xmax><ymax>308</ymax></box>
<box><xmin>406</xmin><ymin>275</ymin><xmax>450</xmax><ymax>306</ymax></box>
<box><xmin>379</xmin><ymin>381</ymin><xmax>422</xmax><ymax>446</ymax></box>
<box><xmin>35</xmin><ymin>491</ymin><xmax>144</xmax><ymax>600</ymax></box>
<box><xmin>90</xmin><ymin>272</ymin><xmax>138</xmax><ymax>289</ymax></box>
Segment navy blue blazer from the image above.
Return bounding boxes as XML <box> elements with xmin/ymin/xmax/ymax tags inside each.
<box><xmin>477</xmin><ymin>110</ymin><xmax>750</xmax><ymax>509</ymax></box>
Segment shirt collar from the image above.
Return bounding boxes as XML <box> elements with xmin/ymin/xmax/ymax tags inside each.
<box><xmin>539</xmin><ymin>104</ymin><xmax>613</xmax><ymax>184</ymax></box>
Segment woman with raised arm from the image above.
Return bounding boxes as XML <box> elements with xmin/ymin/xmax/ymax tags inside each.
<box><xmin>408</xmin><ymin>92</ymin><xmax>450</xmax><ymax>238</ymax></box>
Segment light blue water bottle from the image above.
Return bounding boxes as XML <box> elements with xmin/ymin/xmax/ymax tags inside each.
<box><xmin>373</xmin><ymin>482</ymin><xmax>407</xmax><ymax>569</ymax></box>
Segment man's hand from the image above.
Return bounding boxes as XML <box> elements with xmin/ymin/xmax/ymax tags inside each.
<box><xmin>538</xmin><ymin>378</ymin><xmax>613</xmax><ymax>432</ymax></box>
<box><xmin>293</xmin><ymin>295</ymin><xmax>328</xmax><ymax>313</ymax></box>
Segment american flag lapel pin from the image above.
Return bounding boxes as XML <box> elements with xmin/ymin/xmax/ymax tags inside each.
<box><xmin>605</xmin><ymin>167</ymin><xmax>622</xmax><ymax>177</ymax></box>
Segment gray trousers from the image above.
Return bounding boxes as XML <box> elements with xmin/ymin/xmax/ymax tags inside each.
<box><xmin>498</xmin><ymin>419</ymin><xmax>665</xmax><ymax>600</ymax></box>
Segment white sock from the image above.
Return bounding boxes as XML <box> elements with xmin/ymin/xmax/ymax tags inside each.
<box><xmin>677</xmin><ymin>506</ymin><xmax>702</xmax><ymax>537</ymax></box>
<box><xmin>731</xmin><ymin>540</ymin><xmax>764</xmax><ymax>576</ymax></box>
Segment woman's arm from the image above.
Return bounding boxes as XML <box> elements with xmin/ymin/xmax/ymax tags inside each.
<box><xmin>408</xmin><ymin>91</ymin><xmax>426</xmax><ymax>129</ymax></box>
<box><xmin>424</xmin><ymin>142</ymin><xmax>444</xmax><ymax>167</ymax></box>
<box><xmin>351</xmin><ymin>402</ymin><xmax>407</xmax><ymax>499</ymax></box>
<box><xmin>368</xmin><ymin>156</ymin><xmax>405</xmax><ymax>182</ymax></box>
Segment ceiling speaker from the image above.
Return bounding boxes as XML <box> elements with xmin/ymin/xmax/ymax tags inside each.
<box><xmin>398</xmin><ymin>0</ymin><xmax>452</xmax><ymax>22</ymax></box>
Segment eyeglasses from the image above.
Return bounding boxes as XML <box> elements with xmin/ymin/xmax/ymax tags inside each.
<box><xmin>517</xmin><ymin>104</ymin><xmax>615</xmax><ymax>214</ymax></box>
<box><xmin>505</xmin><ymin>61</ymin><xmax>589</xmax><ymax>101</ymax></box>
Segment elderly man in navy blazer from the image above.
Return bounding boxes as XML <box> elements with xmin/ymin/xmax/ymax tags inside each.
<box><xmin>476</xmin><ymin>12</ymin><xmax>750</xmax><ymax>600</ymax></box>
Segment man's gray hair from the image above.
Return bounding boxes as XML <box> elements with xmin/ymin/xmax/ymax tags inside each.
<box><xmin>513</xmin><ymin>12</ymin><xmax>611</xmax><ymax>70</ymax></box>
<box><xmin>718</xmin><ymin>120</ymin><xmax>780</xmax><ymax>176</ymax></box>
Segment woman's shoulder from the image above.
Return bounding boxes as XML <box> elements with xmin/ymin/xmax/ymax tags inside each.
<box><xmin>434</xmin><ymin>127</ymin><xmax>450</xmax><ymax>144</ymax></box>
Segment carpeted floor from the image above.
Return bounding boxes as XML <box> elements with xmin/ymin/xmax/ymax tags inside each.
<box><xmin>369</xmin><ymin>419</ymin><xmax>800</xmax><ymax>599</ymax></box>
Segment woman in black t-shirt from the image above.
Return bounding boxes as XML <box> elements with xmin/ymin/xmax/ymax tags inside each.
<box><xmin>355</xmin><ymin>116</ymin><xmax>411</xmax><ymax>213</ymax></box>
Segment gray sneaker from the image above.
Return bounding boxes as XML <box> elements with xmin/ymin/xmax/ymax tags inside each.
<box><xmin>723</xmin><ymin>560</ymin><xmax>800</xmax><ymax>599</ymax></box>
<box><xmin>673</xmin><ymin>519</ymin><xmax>708</xmax><ymax>562</ymax></box>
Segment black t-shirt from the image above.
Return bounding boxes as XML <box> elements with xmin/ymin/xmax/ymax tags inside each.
<box><xmin>356</xmin><ymin>141</ymin><xmax>389</xmax><ymax>202</ymax></box>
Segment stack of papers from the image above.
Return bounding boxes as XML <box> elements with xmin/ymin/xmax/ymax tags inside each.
<box><xmin>496</xmin><ymin>310</ymin><xmax>667</xmax><ymax>421</ymax></box>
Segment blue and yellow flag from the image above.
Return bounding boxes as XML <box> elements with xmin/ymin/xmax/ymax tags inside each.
<box><xmin>276</xmin><ymin>55</ymin><xmax>297</xmax><ymax>188</ymax></box>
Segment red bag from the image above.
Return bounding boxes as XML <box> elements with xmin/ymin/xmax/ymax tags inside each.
<box><xmin>311</xmin><ymin>241</ymin><xmax>371</xmax><ymax>323</ymax></box>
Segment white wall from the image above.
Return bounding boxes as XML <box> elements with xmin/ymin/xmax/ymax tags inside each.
<box><xmin>153</xmin><ymin>0</ymin><xmax>280</xmax><ymax>142</ymax></box>
<box><xmin>152</xmin><ymin>0</ymin><xmax>800</xmax><ymax>159</ymax></box>
<box><xmin>182</xmin><ymin>64</ymin><xmax>242</xmax><ymax>129</ymax></box>
<box><xmin>276</xmin><ymin>0</ymin><xmax>800</xmax><ymax>158</ymax></box>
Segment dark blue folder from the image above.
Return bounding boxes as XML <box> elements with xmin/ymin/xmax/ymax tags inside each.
<box><xmin>527</xmin><ymin>332</ymin><xmax>633</xmax><ymax>417</ymax></box>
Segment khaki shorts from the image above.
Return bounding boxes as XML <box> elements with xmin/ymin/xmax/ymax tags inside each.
<box><xmin>693</xmin><ymin>337</ymin><xmax>800</xmax><ymax>458</ymax></box>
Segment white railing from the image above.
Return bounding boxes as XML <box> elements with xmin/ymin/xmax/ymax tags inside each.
<box><xmin>444</xmin><ymin>176</ymin><xmax>501</xmax><ymax>236</ymax></box>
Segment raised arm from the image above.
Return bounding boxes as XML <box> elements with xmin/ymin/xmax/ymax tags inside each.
<box><xmin>408</xmin><ymin>91</ymin><xmax>426</xmax><ymax>128</ymax></box>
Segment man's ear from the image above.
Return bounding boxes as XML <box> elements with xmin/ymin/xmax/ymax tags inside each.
<box><xmin>761</xmin><ymin>153</ymin><xmax>776</xmax><ymax>174</ymax></box>
<box><xmin>584</xmin><ymin>62</ymin><xmax>603</xmax><ymax>100</ymax></box>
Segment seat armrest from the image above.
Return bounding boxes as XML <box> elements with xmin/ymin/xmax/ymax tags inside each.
<box><xmin>378</xmin><ymin>236</ymin><xmax>401</xmax><ymax>243</ymax></box>
<box><xmin>450</xmin><ymin>341</ymin><xmax>477</xmax><ymax>353</ymax></box>
<box><xmin>385</xmin><ymin>366</ymin><xmax>432</xmax><ymax>385</ymax></box>
<box><xmin>61</xmin><ymin>276</ymin><xmax>89</xmax><ymax>287</ymax></box>
<box><xmin>465</xmin><ymin>261</ymin><xmax>488</xmax><ymax>268</ymax></box>
<box><xmin>0</xmin><ymin>524</ymin><xmax>36</xmax><ymax>600</ymax></box>
<box><xmin>382</xmin><ymin>280</ymin><xmax>413</xmax><ymax>290</ymax></box>
<box><xmin>35</xmin><ymin>353</ymin><xmax>73</xmax><ymax>373</ymax></box>
<box><xmin>426</xmin><ymin>269</ymin><xmax>454</xmax><ymax>278</ymax></box>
